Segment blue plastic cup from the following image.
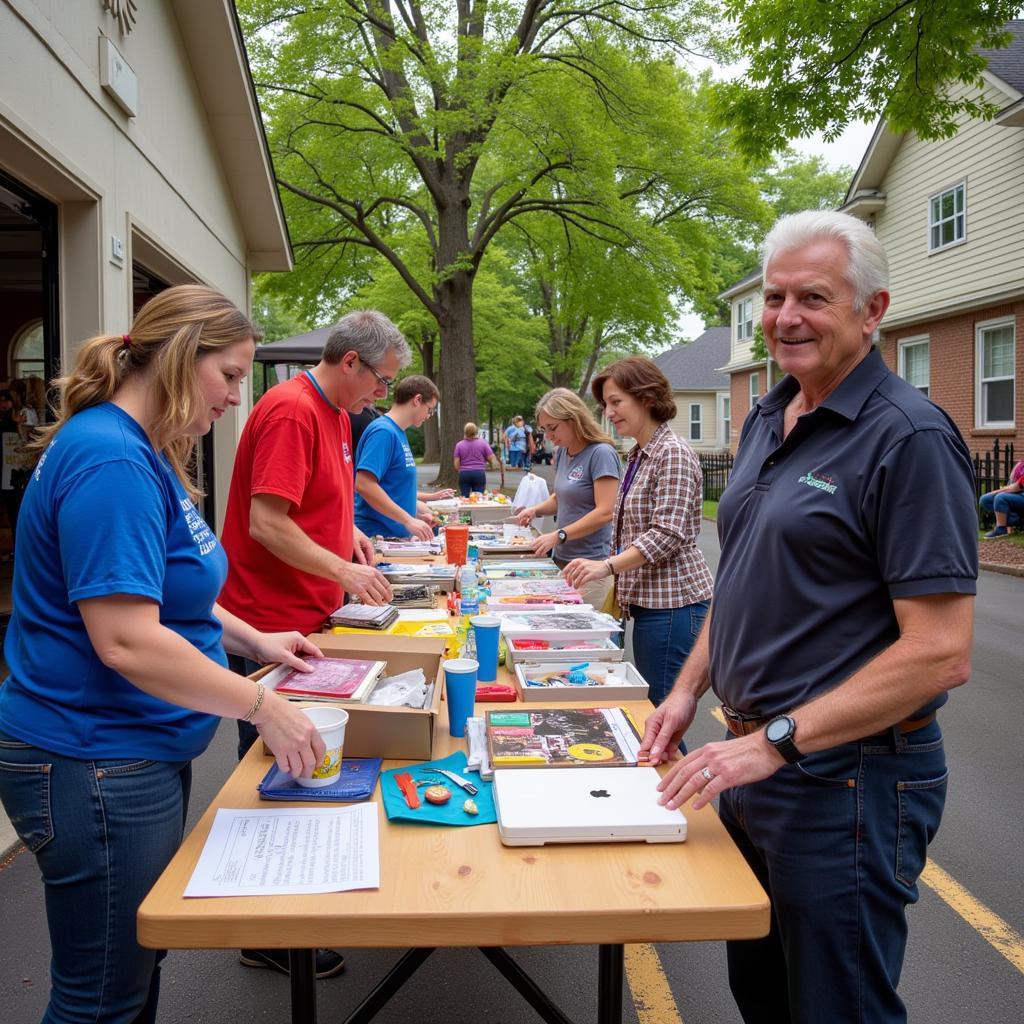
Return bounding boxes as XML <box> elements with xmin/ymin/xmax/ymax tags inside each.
<box><xmin>443</xmin><ymin>658</ymin><xmax>479</xmax><ymax>738</ymax></box>
<box><xmin>471</xmin><ymin>615</ymin><xmax>501</xmax><ymax>682</ymax></box>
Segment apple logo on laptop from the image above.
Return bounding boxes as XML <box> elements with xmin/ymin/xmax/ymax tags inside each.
<box><xmin>589</xmin><ymin>789</ymin><xmax>610</xmax><ymax>798</ymax></box>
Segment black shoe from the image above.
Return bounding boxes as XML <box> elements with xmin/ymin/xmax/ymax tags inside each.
<box><xmin>239</xmin><ymin>948</ymin><xmax>346</xmax><ymax>980</ymax></box>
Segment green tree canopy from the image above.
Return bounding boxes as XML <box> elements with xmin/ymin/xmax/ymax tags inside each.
<box><xmin>717</xmin><ymin>2</ymin><xmax>1020</xmax><ymax>157</ymax></box>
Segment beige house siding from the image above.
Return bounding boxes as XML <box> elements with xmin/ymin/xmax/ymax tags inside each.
<box><xmin>724</xmin><ymin>285</ymin><xmax>764</xmax><ymax>371</ymax></box>
<box><xmin>0</xmin><ymin>0</ymin><xmax>287</xmax><ymax>528</ymax></box>
<box><xmin>873</xmin><ymin>80</ymin><xmax>1024</xmax><ymax>327</ymax></box>
<box><xmin>668</xmin><ymin>391</ymin><xmax>723</xmax><ymax>449</ymax></box>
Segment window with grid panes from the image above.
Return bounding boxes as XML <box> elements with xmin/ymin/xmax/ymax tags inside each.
<box><xmin>977</xmin><ymin>321</ymin><xmax>1014</xmax><ymax>426</ymax></box>
<box><xmin>898</xmin><ymin>339</ymin><xmax>930</xmax><ymax>396</ymax></box>
<box><xmin>689</xmin><ymin>403</ymin><xmax>701</xmax><ymax>441</ymax></box>
<box><xmin>929</xmin><ymin>183</ymin><xmax>965</xmax><ymax>251</ymax></box>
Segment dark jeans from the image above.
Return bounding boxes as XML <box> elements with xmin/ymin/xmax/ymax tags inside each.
<box><xmin>0</xmin><ymin>729</ymin><xmax>191</xmax><ymax>1024</ymax></box>
<box><xmin>719</xmin><ymin>719</ymin><xmax>947</xmax><ymax>1024</ymax></box>
<box><xmin>229</xmin><ymin>654</ymin><xmax>263</xmax><ymax>760</ymax></box>
<box><xmin>459</xmin><ymin>469</ymin><xmax>487</xmax><ymax>497</ymax></box>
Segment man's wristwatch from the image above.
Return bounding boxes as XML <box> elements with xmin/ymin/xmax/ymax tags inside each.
<box><xmin>556</xmin><ymin>529</ymin><xmax>568</xmax><ymax>543</ymax></box>
<box><xmin>764</xmin><ymin>715</ymin><xmax>806</xmax><ymax>764</ymax></box>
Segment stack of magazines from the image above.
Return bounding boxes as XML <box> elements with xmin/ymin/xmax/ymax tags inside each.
<box><xmin>327</xmin><ymin>603</ymin><xmax>399</xmax><ymax>630</ymax></box>
<box><xmin>267</xmin><ymin>656</ymin><xmax>388</xmax><ymax>704</ymax></box>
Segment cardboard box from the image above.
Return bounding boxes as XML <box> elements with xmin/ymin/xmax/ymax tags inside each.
<box><xmin>258</xmin><ymin>633</ymin><xmax>446</xmax><ymax>761</ymax></box>
<box><xmin>512</xmin><ymin>660</ymin><xmax>649</xmax><ymax>702</ymax></box>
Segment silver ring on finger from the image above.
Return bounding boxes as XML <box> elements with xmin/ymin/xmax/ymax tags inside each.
<box><xmin>700</xmin><ymin>766</ymin><xmax>715</xmax><ymax>783</ymax></box>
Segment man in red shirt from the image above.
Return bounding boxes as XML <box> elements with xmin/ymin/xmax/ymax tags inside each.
<box><xmin>219</xmin><ymin>309</ymin><xmax>408</xmax><ymax>979</ymax></box>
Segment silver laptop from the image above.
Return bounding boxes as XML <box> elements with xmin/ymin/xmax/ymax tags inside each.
<box><xmin>493</xmin><ymin>767</ymin><xmax>687</xmax><ymax>846</ymax></box>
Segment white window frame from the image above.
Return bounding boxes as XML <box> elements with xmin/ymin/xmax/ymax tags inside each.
<box><xmin>689</xmin><ymin>403</ymin><xmax>702</xmax><ymax>442</ymax></box>
<box><xmin>897</xmin><ymin>335</ymin><xmax>930</xmax><ymax>397</ymax></box>
<box><xmin>718</xmin><ymin>393</ymin><xmax>731</xmax><ymax>447</ymax></box>
<box><xmin>735</xmin><ymin>297</ymin><xmax>753</xmax><ymax>341</ymax></box>
<box><xmin>975</xmin><ymin>317</ymin><xmax>1015</xmax><ymax>429</ymax></box>
<box><xmin>928</xmin><ymin>180</ymin><xmax>966</xmax><ymax>253</ymax></box>
<box><xmin>749</xmin><ymin>371</ymin><xmax>760</xmax><ymax>405</ymax></box>
<box><xmin>10</xmin><ymin>319</ymin><xmax>45</xmax><ymax>379</ymax></box>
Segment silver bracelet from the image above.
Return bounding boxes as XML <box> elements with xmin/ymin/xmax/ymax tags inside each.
<box><xmin>243</xmin><ymin>682</ymin><xmax>265</xmax><ymax>723</ymax></box>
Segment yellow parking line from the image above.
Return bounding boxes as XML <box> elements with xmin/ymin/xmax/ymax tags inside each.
<box><xmin>625</xmin><ymin>943</ymin><xmax>684</xmax><ymax>1024</ymax></box>
<box><xmin>921</xmin><ymin>860</ymin><xmax>1024</xmax><ymax>974</ymax></box>
<box><xmin>706</xmin><ymin>707</ymin><xmax>1024</xmax><ymax>975</ymax></box>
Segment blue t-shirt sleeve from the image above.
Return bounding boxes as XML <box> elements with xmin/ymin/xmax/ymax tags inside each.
<box><xmin>57</xmin><ymin>461</ymin><xmax>167</xmax><ymax>603</ymax></box>
<box><xmin>862</xmin><ymin>428</ymin><xmax>979</xmax><ymax>598</ymax></box>
<box><xmin>356</xmin><ymin>423</ymin><xmax>396</xmax><ymax>481</ymax></box>
<box><xmin>592</xmin><ymin>444</ymin><xmax>623</xmax><ymax>481</ymax></box>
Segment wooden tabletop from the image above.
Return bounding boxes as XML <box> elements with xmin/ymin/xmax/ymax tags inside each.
<box><xmin>138</xmin><ymin>695</ymin><xmax>769</xmax><ymax>952</ymax></box>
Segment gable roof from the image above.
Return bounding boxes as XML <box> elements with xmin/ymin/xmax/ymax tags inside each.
<box><xmin>846</xmin><ymin>20</ymin><xmax>1024</xmax><ymax>202</ymax></box>
<box><xmin>653</xmin><ymin>327</ymin><xmax>731</xmax><ymax>391</ymax></box>
<box><xmin>978</xmin><ymin>20</ymin><xmax>1024</xmax><ymax>94</ymax></box>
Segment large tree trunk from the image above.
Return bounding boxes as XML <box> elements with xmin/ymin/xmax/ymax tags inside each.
<box><xmin>433</xmin><ymin>280</ymin><xmax>476</xmax><ymax>488</ymax></box>
<box><xmin>430</xmin><ymin>197</ymin><xmax>477</xmax><ymax>490</ymax></box>
<box><xmin>420</xmin><ymin>339</ymin><xmax>441</xmax><ymax>463</ymax></box>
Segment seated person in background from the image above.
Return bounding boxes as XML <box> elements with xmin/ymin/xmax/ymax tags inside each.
<box><xmin>453</xmin><ymin>421</ymin><xmax>499</xmax><ymax>497</ymax></box>
<box><xmin>354</xmin><ymin>375</ymin><xmax>454</xmax><ymax>540</ymax></box>
<box><xmin>979</xmin><ymin>460</ymin><xmax>1024</xmax><ymax>538</ymax></box>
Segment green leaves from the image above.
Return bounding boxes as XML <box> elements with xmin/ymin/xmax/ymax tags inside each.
<box><xmin>717</xmin><ymin>1</ymin><xmax>1019</xmax><ymax>158</ymax></box>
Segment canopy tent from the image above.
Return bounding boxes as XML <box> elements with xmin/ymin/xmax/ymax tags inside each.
<box><xmin>252</xmin><ymin>327</ymin><xmax>333</xmax><ymax>364</ymax></box>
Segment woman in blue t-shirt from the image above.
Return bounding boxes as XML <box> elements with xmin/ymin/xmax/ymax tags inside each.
<box><xmin>0</xmin><ymin>286</ymin><xmax>326</xmax><ymax>1024</ymax></box>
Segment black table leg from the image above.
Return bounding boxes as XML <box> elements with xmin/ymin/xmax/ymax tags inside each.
<box><xmin>288</xmin><ymin>948</ymin><xmax>317</xmax><ymax>1024</ymax></box>
<box><xmin>597</xmin><ymin>944</ymin><xmax>624</xmax><ymax>1024</ymax></box>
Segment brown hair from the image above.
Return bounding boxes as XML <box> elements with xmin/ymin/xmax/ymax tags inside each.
<box><xmin>463</xmin><ymin>422</ymin><xmax>479</xmax><ymax>438</ymax></box>
<box><xmin>33</xmin><ymin>284</ymin><xmax>258</xmax><ymax>502</ymax></box>
<box><xmin>591</xmin><ymin>356</ymin><xmax>676</xmax><ymax>423</ymax></box>
<box><xmin>394</xmin><ymin>374</ymin><xmax>439</xmax><ymax>405</ymax></box>
<box><xmin>534</xmin><ymin>388</ymin><xmax>613</xmax><ymax>447</ymax></box>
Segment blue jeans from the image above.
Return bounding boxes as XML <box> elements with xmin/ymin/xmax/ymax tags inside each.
<box><xmin>0</xmin><ymin>730</ymin><xmax>191</xmax><ymax>1024</ymax></box>
<box><xmin>508</xmin><ymin>449</ymin><xmax>525</xmax><ymax>469</ymax></box>
<box><xmin>629</xmin><ymin>602</ymin><xmax>709</xmax><ymax>707</ymax></box>
<box><xmin>979</xmin><ymin>490</ymin><xmax>1024</xmax><ymax>524</ymax></box>
<box><xmin>719</xmin><ymin>719</ymin><xmax>947</xmax><ymax>1024</ymax></box>
<box><xmin>459</xmin><ymin>469</ymin><xmax>487</xmax><ymax>497</ymax></box>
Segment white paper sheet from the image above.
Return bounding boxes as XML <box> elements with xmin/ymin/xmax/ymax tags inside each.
<box><xmin>184</xmin><ymin>803</ymin><xmax>380</xmax><ymax>898</ymax></box>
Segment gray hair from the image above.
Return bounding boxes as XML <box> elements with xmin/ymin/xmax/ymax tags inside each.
<box><xmin>762</xmin><ymin>211</ymin><xmax>889</xmax><ymax>312</ymax></box>
<box><xmin>322</xmin><ymin>309</ymin><xmax>411</xmax><ymax>368</ymax></box>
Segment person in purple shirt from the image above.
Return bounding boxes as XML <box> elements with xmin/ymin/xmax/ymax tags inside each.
<box><xmin>453</xmin><ymin>422</ymin><xmax>499</xmax><ymax>496</ymax></box>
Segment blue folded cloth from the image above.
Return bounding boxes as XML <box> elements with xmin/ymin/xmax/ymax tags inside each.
<box><xmin>257</xmin><ymin>758</ymin><xmax>383</xmax><ymax>802</ymax></box>
<box><xmin>381</xmin><ymin>751</ymin><xmax>495</xmax><ymax>826</ymax></box>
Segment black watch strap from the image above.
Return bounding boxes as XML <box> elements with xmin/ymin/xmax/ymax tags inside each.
<box><xmin>765</xmin><ymin>714</ymin><xmax>806</xmax><ymax>764</ymax></box>
<box><xmin>557</xmin><ymin>529</ymin><xmax>568</xmax><ymax>543</ymax></box>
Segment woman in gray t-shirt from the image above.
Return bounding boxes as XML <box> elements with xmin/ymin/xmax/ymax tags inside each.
<box><xmin>516</xmin><ymin>389</ymin><xmax>621</xmax><ymax>603</ymax></box>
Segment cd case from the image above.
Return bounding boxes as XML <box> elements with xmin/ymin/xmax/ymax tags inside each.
<box><xmin>257</xmin><ymin>758</ymin><xmax>383</xmax><ymax>802</ymax></box>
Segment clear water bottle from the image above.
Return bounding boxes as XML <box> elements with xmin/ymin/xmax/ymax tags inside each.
<box><xmin>460</xmin><ymin>567</ymin><xmax>481</xmax><ymax>615</ymax></box>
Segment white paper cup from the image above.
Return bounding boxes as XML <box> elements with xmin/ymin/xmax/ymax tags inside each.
<box><xmin>294</xmin><ymin>706</ymin><xmax>348</xmax><ymax>788</ymax></box>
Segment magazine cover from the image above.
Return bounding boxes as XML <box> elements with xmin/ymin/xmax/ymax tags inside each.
<box><xmin>486</xmin><ymin>707</ymin><xmax>643</xmax><ymax>767</ymax></box>
<box><xmin>274</xmin><ymin>658</ymin><xmax>386</xmax><ymax>701</ymax></box>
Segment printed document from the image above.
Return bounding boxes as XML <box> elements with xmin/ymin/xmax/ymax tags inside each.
<box><xmin>184</xmin><ymin>803</ymin><xmax>379</xmax><ymax>897</ymax></box>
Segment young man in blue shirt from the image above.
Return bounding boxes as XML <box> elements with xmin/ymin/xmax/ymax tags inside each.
<box><xmin>354</xmin><ymin>375</ymin><xmax>453</xmax><ymax>539</ymax></box>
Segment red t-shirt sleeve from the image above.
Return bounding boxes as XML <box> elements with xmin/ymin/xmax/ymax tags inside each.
<box><xmin>249</xmin><ymin>416</ymin><xmax>314</xmax><ymax>506</ymax></box>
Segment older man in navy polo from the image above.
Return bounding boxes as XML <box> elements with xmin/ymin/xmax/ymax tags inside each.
<box><xmin>642</xmin><ymin>210</ymin><xmax>977</xmax><ymax>1024</ymax></box>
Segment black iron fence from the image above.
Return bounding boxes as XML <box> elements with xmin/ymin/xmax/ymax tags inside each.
<box><xmin>973</xmin><ymin>438</ymin><xmax>1017</xmax><ymax>527</ymax></box>
<box><xmin>699</xmin><ymin>451</ymin><xmax>734</xmax><ymax>502</ymax></box>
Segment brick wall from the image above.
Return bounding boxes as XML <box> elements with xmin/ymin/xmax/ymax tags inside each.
<box><xmin>728</xmin><ymin>370</ymin><xmax>762</xmax><ymax>454</ymax></box>
<box><xmin>880</xmin><ymin>300</ymin><xmax>1024</xmax><ymax>456</ymax></box>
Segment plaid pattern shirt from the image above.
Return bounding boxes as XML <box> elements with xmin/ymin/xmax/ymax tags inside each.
<box><xmin>612</xmin><ymin>423</ymin><xmax>714</xmax><ymax>611</ymax></box>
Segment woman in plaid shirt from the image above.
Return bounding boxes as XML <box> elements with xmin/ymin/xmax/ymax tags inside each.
<box><xmin>564</xmin><ymin>356</ymin><xmax>713</xmax><ymax>715</ymax></box>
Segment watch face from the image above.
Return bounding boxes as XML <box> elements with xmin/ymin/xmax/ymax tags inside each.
<box><xmin>766</xmin><ymin>717</ymin><xmax>792</xmax><ymax>743</ymax></box>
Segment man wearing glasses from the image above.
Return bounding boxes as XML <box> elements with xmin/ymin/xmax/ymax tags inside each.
<box><xmin>355</xmin><ymin>375</ymin><xmax>454</xmax><ymax>540</ymax></box>
<box><xmin>219</xmin><ymin>310</ymin><xmax>409</xmax><ymax>981</ymax></box>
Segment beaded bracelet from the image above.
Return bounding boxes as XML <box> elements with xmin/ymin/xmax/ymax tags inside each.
<box><xmin>243</xmin><ymin>682</ymin><xmax>265</xmax><ymax>723</ymax></box>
